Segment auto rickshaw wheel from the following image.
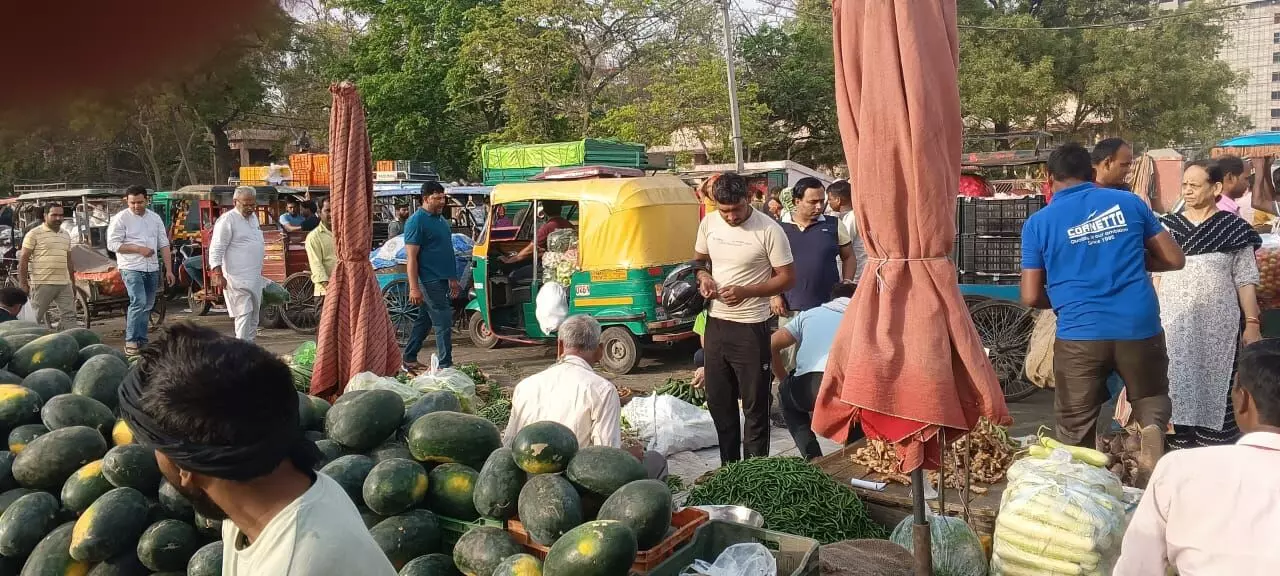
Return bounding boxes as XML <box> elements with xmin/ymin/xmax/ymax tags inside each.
<box><xmin>599</xmin><ymin>326</ymin><xmax>640</xmax><ymax>374</ymax></box>
<box><xmin>968</xmin><ymin>299</ymin><xmax>1038</xmax><ymax>402</ymax></box>
<box><xmin>187</xmin><ymin>284</ymin><xmax>212</xmax><ymax>316</ymax></box>
<box><xmin>149</xmin><ymin>294</ymin><xmax>167</xmax><ymax>328</ymax></box>
<box><xmin>467</xmin><ymin>311</ymin><xmax>499</xmax><ymax>350</ymax></box>
<box><xmin>381</xmin><ymin>278</ymin><xmax>419</xmax><ymax>347</ymax></box>
<box><xmin>281</xmin><ymin>272</ymin><xmax>320</xmax><ymax>335</ymax></box>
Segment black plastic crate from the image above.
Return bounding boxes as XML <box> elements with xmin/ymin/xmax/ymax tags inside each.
<box><xmin>958</xmin><ymin>271</ymin><xmax>1021</xmax><ymax>285</ymax></box>
<box><xmin>956</xmin><ymin>234</ymin><xmax>1022</xmax><ymax>274</ymax></box>
<box><xmin>956</xmin><ymin>196</ymin><xmax>1046</xmax><ymax>236</ymax></box>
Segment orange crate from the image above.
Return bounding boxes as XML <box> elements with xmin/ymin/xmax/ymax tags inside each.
<box><xmin>376</xmin><ymin>160</ymin><xmax>395</xmax><ymax>172</ymax></box>
<box><xmin>508</xmin><ymin>507</ymin><xmax>708</xmax><ymax>573</ymax></box>
<box><xmin>290</xmin><ymin>153</ymin><xmax>314</xmax><ymax>172</ymax></box>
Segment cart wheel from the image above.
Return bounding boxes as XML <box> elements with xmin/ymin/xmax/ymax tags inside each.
<box><xmin>187</xmin><ymin>283</ymin><xmax>212</xmax><ymax>316</ymax></box>
<box><xmin>75</xmin><ymin>289</ymin><xmax>91</xmax><ymax>329</ymax></box>
<box><xmin>599</xmin><ymin>326</ymin><xmax>640</xmax><ymax>374</ymax></box>
<box><xmin>261</xmin><ymin>304</ymin><xmax>285</xmax><ymax>329</ymax></box>
<box><xmin>281</xmin><ymin>272</ymin><xmax>320</xmax><ymax>335</ymax></box>
<box><xmin>963</xmin><ymin>294</ymin><xmax>990</xmax><ymax>308</ymax></box>
<box><xmin>968</xmin><ymin>299</ymin><xmax>1038</xmax><ymax>402</ymax></box>
<box><xmin>382</xmin><ymin>278</ymin><xmax>419</xmax><ymax>347</ymax></box>
<box><xmin>149</xmin><ymin>295</ymin><xmax>166</xmax><ymax>328</ymax></box>
<box><xmin>467</xmin><ymin>310</ymin><xmax>499</xmax><ymax>350</ymax></box>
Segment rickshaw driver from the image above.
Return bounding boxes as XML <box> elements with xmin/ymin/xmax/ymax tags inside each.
<box><xmin>500</xmin><ymin>200</ymin><xmax>575</xmax><ymax>283</ymax></box>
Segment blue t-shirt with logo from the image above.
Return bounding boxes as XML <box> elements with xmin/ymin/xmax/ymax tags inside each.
<box><xmin>1020</xmin><ymin>183</ymin><xmax>1163</xmax><ymax>341</ymax></box>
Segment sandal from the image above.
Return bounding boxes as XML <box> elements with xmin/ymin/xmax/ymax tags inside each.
<box><xmin>123</xmin><ymin>343</ymin><xmax>140</xmax><ymax>357</ymax></box>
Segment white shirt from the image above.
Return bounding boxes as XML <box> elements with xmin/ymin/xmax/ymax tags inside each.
<box><xmin>839</xmin><ymin>210</ymin><xmax>866</xmax><ymax>280</ymax></box>
<box><xmin>503</xmin><ymin>355</ymin><xmax>622</xmax><ymax>448</ymax></box>
<box><xmin>223</xmin><ymin>473</ymin><xmax>395</xmax><ymax>576</ymax></box>
<box><xmin>1114</xmin><ymin>432</ymin><xmax>1280</xmax><ymax>576</ymax></box>
<box><xmin>106</xmin><ymin>209</ymin><xmax>169</xmax><ymax>272</ymax></box>
<box><xmin>209</xmin><ymin>209</ymin><xmax>265</xmax><ymax>282</ymax></box>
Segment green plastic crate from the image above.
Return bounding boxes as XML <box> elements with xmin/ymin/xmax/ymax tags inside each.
<box><xmin>647</xmin><ymin>520</ymin><xmax>820</xmax><ymax>576</ymax></box>
<box><xmin>438</xmin><ymin>515</ymin><xmax>505</xmax><ymax>552</ymax></box>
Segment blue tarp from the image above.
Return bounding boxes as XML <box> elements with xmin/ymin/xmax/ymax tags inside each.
<box><xmin>371</xmin><ymin>233</ymin><xmax>473</xmax><ymax>280</ymax></box>
<box><xmin>1218</xmin><ymin>132</ymin><xmax>1280</xmax><ymax>147</ymax></box>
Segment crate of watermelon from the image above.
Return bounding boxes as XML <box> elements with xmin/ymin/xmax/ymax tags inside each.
<box><xmin>1257</xmin><ymin>234</ymin><xmax>1280</xmax><ymax>309</ymax></box>
<box><xmin>508</xmin><ymin>506</ymin><xmax>709</xmax><ymax>573</ymax></box>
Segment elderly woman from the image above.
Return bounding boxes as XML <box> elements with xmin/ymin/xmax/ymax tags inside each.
<box><xmin>1157</xmin><ymin>159</ymin><xmax>1262</xmax><ymax>449</ymax></box>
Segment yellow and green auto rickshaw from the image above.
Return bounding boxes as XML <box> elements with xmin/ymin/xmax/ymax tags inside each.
<box><xmin>466</xmin><ymin>172</ymin><xmax>700</xmax><ymax>373</ymax></box>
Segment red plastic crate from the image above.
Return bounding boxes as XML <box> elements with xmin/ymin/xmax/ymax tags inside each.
<box><xmin>508</xmin><ymin>507</ymin><xmax>709</xmax><ymax>573</ymax></box>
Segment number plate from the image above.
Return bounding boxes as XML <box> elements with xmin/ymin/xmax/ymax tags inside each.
<box><xmin>589</xmin><ymin>269</ymin><xmax>627</xmax><ymax>282</ymax></box>
<box><xmin>575</xmin><ymin>284</ymin><xmax>590</xmax><ymax>297</ymax></box>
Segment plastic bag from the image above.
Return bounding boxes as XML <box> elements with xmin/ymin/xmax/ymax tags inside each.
<box><xmin>346</xmin><ymin>372</ymin><xmax>422</xmax><ymax>405</ymax></box>
<box><xmin>1024</xmin><ymin>310</ymin><xmax>1056</xmax><ymax>389</ymax></box>
<box><xmin>546</xmin><ymin>228</ymin><xmax>577</xmax><ymax>253</ymax></box>
<box><xmin>16</xmin><ymin>302</ymin><xmax>36</xmax><ymax>323</ymax></box>
<box><xmin>261</xmin><ymin>280</ymin><xmax>290</xmax><ymax>307</ymax></box>
<box><xmin>1257</xmin><ymin>233</ymin><xmax>1280</xmax><ymax>309</ymax></box>
<box><xmin>535</xmin><ymin>283</ymin><xmax>569</xmax><ymax>333</ymax></box>
<box><xmin>411</xmin><ymin>354</ymin><xmax>478</xmax><ymax>412</ymax></box>
<box><xmin>621</xmin><ymin>394</ymin><xmax>721</xmax><ymax>456</ymax></box>
<box><xmin>682</xmin><ymin>543</ymin><xmax>775</xmax><ymax>576</ymax></box>
<box><xmin>291</xmin><ymin>341</ymin><xmax>317</xmax><ymax>371</ymax></box>
<box><xmin>888</xmin><ymin>511</ymin><xmax>986</xmax><ymax>576</ymax></box>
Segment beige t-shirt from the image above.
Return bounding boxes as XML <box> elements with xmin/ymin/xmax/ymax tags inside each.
<box><xmin>222</xmin><ymin>473</ymin><xmax>396</xmax><ymax>576</ymax></box>
<box><xmin>695</xmin><ymin>208</ymin><xmax>794</xmax><ymax>324</ymax></box>
<box><xmin>21</xmin><ymin>226</ymin><xmax>72</xmax><ymax>286</ymax></box>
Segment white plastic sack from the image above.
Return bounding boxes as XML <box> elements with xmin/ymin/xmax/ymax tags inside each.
<box><xmin>621</xmin><ymin>394</ymin><xmax>720</xmax><ymax>456</ymax></box>
<box><xmin>535</xmin><ymin>282</ymin><xmax>569</xmax><ymax>334</ymax></box>
<box><xmin>411</xmin><ymin>354</ymin><xmax>478</xmax><ymax>412</ymax></box>
<box><xmin>683</xmin><ymin>543</ymin><xmax>776</xmax><ymax>576</ymax></box>
<box><xmin>346</xmin><ymin>372</ymin><xmax>422</xmax><ymax>405</ymax></box>
<box><xmin>17</xmin><ymin>302</ymin><xmax>36</xmax><ymax>323</ymax></box>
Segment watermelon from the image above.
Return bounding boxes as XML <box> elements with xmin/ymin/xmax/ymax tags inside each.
<box><xmin>78</xmin><ymin>344</ymin><xmax>127</xmax><ymax>367</ymax></box>
<box><xmin>370</xmin><ymin>510</ymin><xmax>442</xmax><ymax>570</ymax></box>
<box><xmin>0</xmin><ymin>384</ymin><xmax>42</xmax><ymax>436</ymax></box>
<box><xmin>60</xmin><ymin>460</ymin><xmax>113</xmax><ymax>514</ymax></box>
<box><xmin>0</xmin><ymin>340</ymin><xmax>11</xmax><ymax>372</ymax></box>
<box><xmin>297</xmin><ymin>393</ymin><xmax>323</xmax><ymax>431</ymax></box>
<box><xmin>326</xmin><ymin>390</ymin><xmax>404</xmax><ymax>451</ymax></box>
<box><xmin>452</xmin><ymin>526</ymin><xmax>522</xmax><ymax>576</ymax></box>
<box><xmin>7</xmin><ymin>423</ymin><xmax>46</xmax><ymax>453</ymax></box>
<box><xmin>0</xmin><ymin>321</ymin><xmax>43</xmax><ymax>335</ymax></box>
<box><xmin>101</xmin><ymin>445</ymin><xmax>161</xmax><ymax>494</ymax></box>
<box><xmin>192</xmin><ymin>511</ymin><xmax>221</xmax><ymax>540</ymax></box>
<box><xmin>425</xmin><ymin>463</ymin><xmax>479</xmax><ymax>521</ymax></box>
<box><xmin>493</xmin><ymin>553</ymin><xmax>542</xmax><ymax>576</ymax></box>
<box><xmin>186</xmin><ymin>541</ymin><xmax>223</xmax><ymax>576</ymax></box>
<box><xmin>2</xmin><ymin>333</ymin><xmax>42</xmax><ymax>354</ymax></box>
<box><xmin>72</xmin><ymin>355</ymin><xmax>130</xmax><ymax>410</ymax></box>
<box><xmin>510</xmin><ymin>421</ymin><xmax>578</xmax><ymax>474</ymax></box>
<box><xmin>565</xmin><ymin>446</ymin><xmax>646</xmax><ymax>500</ymax></box>
<box><xmin>368</xmin><ymin>440</ymin><xmax>415</xmax><ymax>463</ymax></box>
<box><xmin>596</xmin><ymin>479</ymin><xmax>672</xmax><ymax>549</ymax></box>
<box><xmin>319</xmin><ymin>454</ymin><xmax>375</xmax><ymax>506</ymax></box>
<box><xmin>472</xmin><ymin>447</ymin><xmax>526</xmax><ymax>520</ymax></box>
<box><xmin>20</xmin><ymin>369</ymin><xmax>71</xmax><ymax>403</ymax></box>
<box><xmin>156</xmin><ymin>480</ymin><xmax>193</xmax><ymax>522</ymax></box>
<box><xmin>85</xmin><ymin>551</ymin><xmax>150</xmax><ymax>576</ymax></box>
<box><xmin>0</xmin><ymin>488</ymin><xmax>34</xmax><ymax>514</ymax></box>
<box><xmin>0</xmin><ymin>370</ymin><xmax>21</xmax><ymax>386</ymax></box>
<box><xmin>517</xmin><ymin>473</ymin><xmax>582</xmax><ymax>546</ymax></box>
<box><xmin>9</xmin><ymin>333</ymin><xmax>80</xmax><ymax>376</ymax></box>
<box><xmin>359</xmin><ymin>508</ymin><xmax>386</xmax><ymax>529</ymax></box>
<box><xmin>304</xmin><ymin>430</ymin><xmax>324</xmax><ymax>443</ymax></box>
<box><xmin>13</xmin><ymin>426</ymin><xmax>109</xmax><ymax>490</ymax></box>
<box><xmin>60</xmin><ymin>329</ymin><xmax>100</xmax><ymax>349</ymax></box>
<box><xmin>40</xmin><ymin>394</ymin><xmax>113</xmax><ymax>437</ymax></box>
<box><xmin>110</xmin><ymin>420</ymin><xmax>133</xmax><ymax>446</ymax></box>
<box><xmin>543</xmin><ymin>520</ymin><xmax>638</xmax><ymax>576</ymax></box>
<box><xmin>363</xmin><ymin>458</ymin><xmax>429</xmax><ymax>516</ymax></box>
<box><xmin>401</xmin><ymin>391</ymin><xmax>463</xmax><ymax>437</ymax></box>
<box><xmin>20</xmin><ymin>522</ymin><xmax>91</xmax><ymax>576</ymax></box>
<box><xmin>399</xmin><ymin>553</ymin><xmax>460</xmax><ymax>576</ymax></box>
<box><xmin>136</xmin><ymin>519</ymin><xmax>199</xmax><ymax>572</ymax></box>
<box><xmin>0</xmin><ymin>453</ymin><xmax>14</xmax><ymax>493</ymax></box>
<box><xmin>69</xmin><ymin>487</ymin><xmax>150</xmax><ymax>563</ymax></box>
<box><xmin>310</xmin><ymin>395</ymin><xmax>331</xmax><ymax>424</ymax></box>
<box><xmin>314</xmin><ymin>439</ymin><xmax>349</xmax><ymax>468</ymax></box>
<box><xmin>0</xmin><ymin>491</ymin><xmax>60</xmax><ymax>557</ymax></box>
<box><xmin>407</xmin><ymin>411</ymin><xmax>501</xmax><ymax>470</ymax></box>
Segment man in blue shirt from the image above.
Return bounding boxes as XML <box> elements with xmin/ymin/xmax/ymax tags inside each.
<box><xmin>403</xmin><ymin>181</ymin><xmax>459</xmax><ymax>370</ymax></box>
<box><xmin>279</xmin><ymin>197</ymin><xmax>306</xmax><ymax>232</ymax></box>
<box><xmin>1020</xmin><ymin>142</ymin><xmax>1184</xmax><ymax>453</ymax></box>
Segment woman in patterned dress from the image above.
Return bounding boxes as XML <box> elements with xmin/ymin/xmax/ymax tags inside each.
<box><xmin>1156</xmin><ymin>160</ymin><xmax>1263</xmax><ymax>449</ymax></box>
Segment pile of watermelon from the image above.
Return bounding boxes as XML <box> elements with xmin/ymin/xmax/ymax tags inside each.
<box><xmin>0</xmin><ymin>320</ymin><xmax>224</xmax><ymax>575</ymax></box>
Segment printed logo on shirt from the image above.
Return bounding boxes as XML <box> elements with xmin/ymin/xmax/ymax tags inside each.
<box><xmin>1066</xmin><ymin>205</ymin><xmax>1127</xmax><ymax>245</ymax></box>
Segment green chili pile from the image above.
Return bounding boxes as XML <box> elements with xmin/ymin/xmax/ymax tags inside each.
<box><xmin>684</xmin><ymin>457</ymin><xmax>886</xmax><ymax>543</ymax></box>
<box><xmin>653</xmin><ymin>378</ymin><xmax>706</xmax><ymax>408</ymax></box>
<box><xmin>477</xmin><ymin>398</ymin><xmax>512</xmax><ymax>428</ymax></box>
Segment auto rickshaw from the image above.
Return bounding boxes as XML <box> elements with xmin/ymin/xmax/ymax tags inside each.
<box><xmin>466</xmin><ymin>173</ymin><xmax>699</xmax><ymax>373</ymax></box>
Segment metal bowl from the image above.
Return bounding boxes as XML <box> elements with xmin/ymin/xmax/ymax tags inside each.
<box><xmin>690</xmin><ymin>505</ymin><xmax>764</xmax><ymax>528</ymax></box>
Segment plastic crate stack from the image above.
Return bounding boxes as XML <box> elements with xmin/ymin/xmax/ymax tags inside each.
<box><xmin>953</xmin><ymin>196</ymin><xmax>1046</xmax><ymax>285</ymax></box>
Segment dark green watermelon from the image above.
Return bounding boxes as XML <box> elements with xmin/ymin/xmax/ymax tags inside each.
<box><xmin>9</xmin><ymin>333</ymin><xmax>80</xmax><ymax>376</ymax></box>
<box><xmin>325</xmin><ymin>389</ymin><xmax>404</xmax><ymax>451</ymax></box>
<box><xmin>19</xmin><ymin>521</ymin><xmax>91</xmax><ymax>576</ymax></box>
<box><xmin>100</xmin><ymin>444</ymin><xmax>161</xmax><ymax>494</ymax></box>
<box><xmin>0</xmin><ymin>453</ymin><xmax>14</xmax><ymax>493</ymax></box>
<box><xmin>0</xmin><ymin>384</ymin><xmax>43</xmax><ymax>437</ymax></box>
<box><xmin>136</xmin><ymin>519</ymin><xmax>200</xmax><ymax>572</ymax></box>
<box><xmin>543</xmin><ymin>520</ymin><xmax>638</xmax><ymax>576</ymax></box>
<box><xmin>6</xmin><ymin>423</ymin><xmax>46</xmax><ymax>454</ymax></box>
<box><xmin>510</xmin><ymin>420</ymin><xmax>578</xmax><ymax>475</ymax></box>
<box><xmin>399</xmin><ymin>553</ymin><xmax>460</xmax><ymax>576</ymax></box>
<box><xmin>85</xmin><ymin>551</ymin><xmax>150</xmax><ymax>576</ymax></box>
<box><xmin>472</xmin><ymin>447</ymin><xmax>526</xmax><ymax>520</ymax></box>
<box><xmin>363</xmin><ymin>458</ymin><xmax>428</xmax><ymax>516</ymax></box>
<box><xmin>319</xmin><ymin>454</ymin><xmax>375</xmax><ymax>506</ymax></box>
<box><xmin>400</xmin><ymin>391</ymin><xmax>463</xmax><ymax>437</ymax></box>
<box><xmin>156</xmin><ymin>480</ymin><xmax>193</xmax><ymax>522</ymax></box>
<box><xmin>78</xmin><ymin>344</ymin><xmax>127</xmax><ymax>368</ymax></box>
<box><xmin>452</xmin><ymin>526</ymin><xmax>522</xmax><ymax>576</ymax></box>
<box><xmin>72</xmin><ymin>354</ymin><xmax>130</xmax><ymax>410</ymax></box>
<box><xmin>516</xmin><ymin>473</ymin><xmax>582</xmax><ymax>546</ymax></box>
<box><xmin>60</xmin><ymin>459</ymin><xmax>113</xmax><ymax>514</ymax></box>
<box><xmin>425</xmin><ymin>463</ymin><xmax>479</xmax><ymax>521</ymax></box>
<box><xmin>20</xmin><ymin>369</ymin><xmax>71</xmax><ymax>404</ymax></box>
<box><xmin>68</xmin><ymin>487</ymin><xmax>150</xmax><ymax>563</ymax></box>
<box><xmin>0</xmin><ymin>491</ymin><xmax>60</xmax><ymax>557</ymax></box>
<box><xmin>12</xmin><ymin>425</ymin><xmax>109</xmax><ymax>491</ymax></box>
<box><xmin>493</xmin><ymin>553</ymin><xmax>542</xmax><ymax>576</ymax></box>
<box><xmin>565</xmin><ymin>446</ymin><xmax>646</xmax><ymax>500</ymax></box>
<box><xmin>186</xmin><ymin>541</ymin><xmax>223</xmax><ymax>576</ymax></box>
<box><xmin>596</xmin><ymin>479</ymin><xmax>673</xmax><ymax>549</ymax></box>
<box><xmin>59</xmin><ymin>328</ymin><xmax>100</xmax><ymax>349</ymax></box>
<box><xmin>40</xmin><ymin>394</ymin><xmax>113</xmax><ymax>437</ymax></box>
<box><xmin>406</xmin><ymin>411</ymin><xmax>501</xmax><ymax>471</ymax></box>
<box><xmin>368</xmin><ymin>440</ymin><xmax>415</xmax><ymax>463</ymax></box>
<box><xmin>370</xmin><ymin>510</ymin><xmax>442</xmax><ymax>570</ymax></box>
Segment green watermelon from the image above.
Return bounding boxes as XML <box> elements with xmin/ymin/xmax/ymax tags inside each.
<box><xmin>319</xmin><ymin>454</ymin><xmax>375</xmax><ymax>506</ymax></box>
<box><xmin>60</xmin><ymin>459</ymin><xmax>113</xmax><ymax>514</ymax></box>
<box><xmin>0</xmin><ymin>321</ymin><xmax>43</xmax><ymax>335</ymax></box>
<box><xmin>543</xmin><ymin>520</ymin><xmax>638</xmax><ymax>576</ymax></box>
<box><xmin>326</xmin><ymin>390</ymin><xmax>404</xmax><ymax>451</ymax></box>
<box><xmin>9</xmin><ymin>333</ymin><xmax>80</xmax><ymax>376</ymax></box>
<box><xmin>314</xmin><ymin>439</ymin><xmax>350</xmax><ymax>468</ymax></box>
<box><xmin>401</xmin><ymin>391</ymin><xmax>463</xmax><ymax>437</ymax></box>
<box><xmin>0</xmin><ymin>491</ymin><xmax>60</xmax><ymax>557</ymax></box>
<box><xmin>0</xmin><ymin>384</ymin><xmax>43</xmax><ymax>437</ymax></box>
<box><xmin>72</xmin><ymin>355</ymin><xmax>129</xmax><ymax>410</ymax></box>
<box><xmin>13</xmin><ymin>425</ymin><xmax>109</xmax><ymax>490</ymax></box>
<box><xmin>19</xmin><ymin>522</ymin><xmax>92</xmax><ymax>576</ymax></box>
<box><xmin>0</xmin><ymin>452</ymin><xmax>14</xmax><ymax>493</ymax></box>
<box><xmin>370</xmin><ymin>510</ymin><xmax>442</xmax><ymax>570</ymax></box>
<box><xmin>60</xmin><ymin>329</ymin><xmax>100</xmax><ymax>349</ymax></box>
<box><xmin>472</xmin><ymin>447</ymin><xmax>526</xmax><ymax>520</ymax></box>
<box><xmin>517</xmin><ymin>473</ymin><xmax>583</xmax><ymax>546</ymax></box>
<box><xmin>192</xmin><ymin>511</ymin><xmax>221</xmax><ymax>540</ymax></box>
<box><xmin>40</xmin><ymin>394</ymin><xmax>113</xmax><ymax>437</ymax></box>
<box><xmin>407</xmin><ymin>411</ymin><xmax>501</xmax><ymax>470</ymax></box>
<box><xmin>363</xmin><ymin>458</ymin><xmax>429</xmax><ymax>516</ymax></box>
<box><xmin>425</xmin><ymin>463</ymin><xmax>479</xmax><ymax>521</ymax></box>
<box><xmin>452</xmin><ymin>526</ymin><xmax>522</xmax><ymax>576</ymax></box>
<box><xmin>78</xmin><ymin>344</ymin><xmax>127</xmax><ymax>368</ymax></box>
<box><xmin>101</xmin><ymin>444</ymin><xmax>161</xmax><ymax>494</ymax></box>
<box><xmin>85</xmin><ymin>551</ymin><xmax>150</xmax><ymax>576</ymax></box>
<box><xmin>20</xmin><ymin>369</ymin><xmax>70</xmax><ymax>403</ymax></box>
<box><xmin>156</xmin><ymin>480</ymin><xmax>193</xmax><ymax>522</ymax></box>
<box><xmin>7</xmin><ymin>423</ymin><xmax>46</xmax><ymax>453</ymax></box>
<box><xmin>596</xmin><ymin>479</ymin><xmax>672</xmax><ymax>549</ymax></box>
<box><xmin>359</xmin><ymin>508</ymin><xmax>386</xmax><ymax>529</ymax></box>
<box><xmin>0</xmin><ymin>370</ymin><xmax>22</xmax><ymax>386</ymax></box>
<box><xmin>510</xmin><ymin>421</ymin><xmax>578</xmax><ymax>474</ymax></box>
<box><xmin>136</xmin><ymin>519</ymin><xmax>199</xmax><ymax>572</ymax></box>
<box><xmin>186</xmin><ymin>541</ymin><xmax>223</xmax><ymax>576</ymax></box>
<box><xmin>0</xmin><ymin>488</ymin><xmax>34</xmax><ymax>514</ymax></box>
<box><xmin>493</xmin><ymin>553</ymin><xmax>542</xmax><ymax>576</ymax></box>
<box><xmin>69</xmin><ymin>487</ymin><xmax>150</xmax><ymax>563</ymax></box>
<box><xmin>368</xmin><ymin>440</ymin><xmax>415</xmax><ymax>463</ymax></box>
<box><xmin>2</xmin><ymin>333</ymin><xmax>43</xmax><ymax>354</ymax></box>
<box><xmin>399</xmin><ymin>553</ymin><xmax>460</xmax><ymax>576</ymax></box>
<box><xmin>565</xmin><ymin>446</ymin><xmax>646</xmax><ymax>500</ymax></box>
<box><xmin>297</xmin><ymin>393</ymin><xmax>323</xmax><ymax>431</ymax></box>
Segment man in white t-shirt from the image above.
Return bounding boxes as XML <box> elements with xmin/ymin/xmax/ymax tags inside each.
<box><xmin>119</xmin><ymin>323</ymin><xmax>395</xmax><ymax>576</ymax></box>
<box><xmin>694</xmin><ymin>173</ymin><xmax>795</xmax><ymax>463</ymax></box>
<box><xmin>825</xmin><ymin>180</ymin><xmax>865</xmax><ymax>281</ymax></box>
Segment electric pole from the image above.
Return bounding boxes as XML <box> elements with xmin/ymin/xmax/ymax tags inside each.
<box><xmin>720</xmin><ymin>0</ymin><xmax>745</xmax><ymax>172</ymax></box>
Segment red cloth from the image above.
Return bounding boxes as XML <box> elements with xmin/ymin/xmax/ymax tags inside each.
<box><xmin>958</xmin><ymin>174</ymin><xmax>992</xmax><ymax>198</ymax></box>
<box><xmin>814</xmin><ymin>0</ymin><xmax>1011</xmax><ymax>473</ymax></box>
<box><xmin>309</xmin><ymin>83</ymin><xmax>401</xmax><ymax>401</ymax></box>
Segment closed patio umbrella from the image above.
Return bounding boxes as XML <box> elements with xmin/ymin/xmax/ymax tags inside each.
<box><xmin>309</xmin><ymin>82</ymin><xmax>401</xmax><ymax>401</ymax></box>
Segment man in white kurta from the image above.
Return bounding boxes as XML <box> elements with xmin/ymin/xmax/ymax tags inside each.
<box><xmin>208</xmin><ymin>187</ymin><xmax>266</xmax><ymax>341</ymax></box>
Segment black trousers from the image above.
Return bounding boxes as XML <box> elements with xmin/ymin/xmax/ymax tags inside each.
<box><xmin>704</xmin><ymin>316</ymin><xmax>772</xmax><ymax>463</ymax></box>
<box><xmin>780</xmin><ymin>371</ymin><xmax>823</xmax><ymax>460</ymax></box>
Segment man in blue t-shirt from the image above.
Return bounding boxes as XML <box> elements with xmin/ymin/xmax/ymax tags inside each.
<box><xmin>403</xmin><ymin>181</ymin><xmax>459</xmax><ymax>371</ymax></box>
<box><xmin>1020</xmin><ymin>142</ymin><xmax>1184</xmax><ymax>451</ymax></box>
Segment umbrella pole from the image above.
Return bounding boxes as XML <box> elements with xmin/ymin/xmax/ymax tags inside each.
<box><xmin>911</xmin><ymin>468</ymin><xmax>934</xmax><ymax>575</ymax></box>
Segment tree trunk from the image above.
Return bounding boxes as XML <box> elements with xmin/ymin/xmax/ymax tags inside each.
<box><xmin>207</xmin><ymin>123</ymin><xmax>234</xmax><ymax>184</ymax></box>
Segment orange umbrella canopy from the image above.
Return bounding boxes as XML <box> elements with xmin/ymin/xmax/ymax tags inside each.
<box><xmin>813</xmin><ymin>0</ymin><xmax>1011</xmax><ymax>473</ymax></box>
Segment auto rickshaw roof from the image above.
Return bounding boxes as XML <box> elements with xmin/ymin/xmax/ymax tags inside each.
<box><xmin>491</xmin><ymin>175</ymin><xmax>695</xmax><ymax>212</ymax></box>
<box><xmin>169</xmin><ymin>185</ymin><xmax>280</xmax><ymax>202</ymax></box>
<box><xmin>15</xmin><ymin>189</ymin><xmax>124</xmax><ymax>202</ymax></box>
<box><xmin>374</xmin><ymin>184</ymin><xmax>493</xmax><ymax>198</ymax></box>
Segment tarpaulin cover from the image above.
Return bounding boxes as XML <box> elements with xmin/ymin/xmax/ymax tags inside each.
<box><xmin>1212</xmin><ymin>132</ymin><xmax>1280</xmax><ymax>158</ymax></box>
<box><xmin>481</xmin><ymin>139</ymin><xmax>646</xmax><ymax>170</ymax></box>
<box><xmin>813</xmin><ymin>0</ymin><xmax>1010</xmax><ymax>473</ymax></box>
<box><xmin>309</xmin><ymin>82</ymin><xmax>401</xmax><ymax>401</ymax></box>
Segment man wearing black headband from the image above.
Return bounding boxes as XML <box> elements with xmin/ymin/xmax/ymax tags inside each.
<box><xmin>119</xmin><ymin>323</ymin><xmax>394</xmax><ymax>575</ymax></box>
